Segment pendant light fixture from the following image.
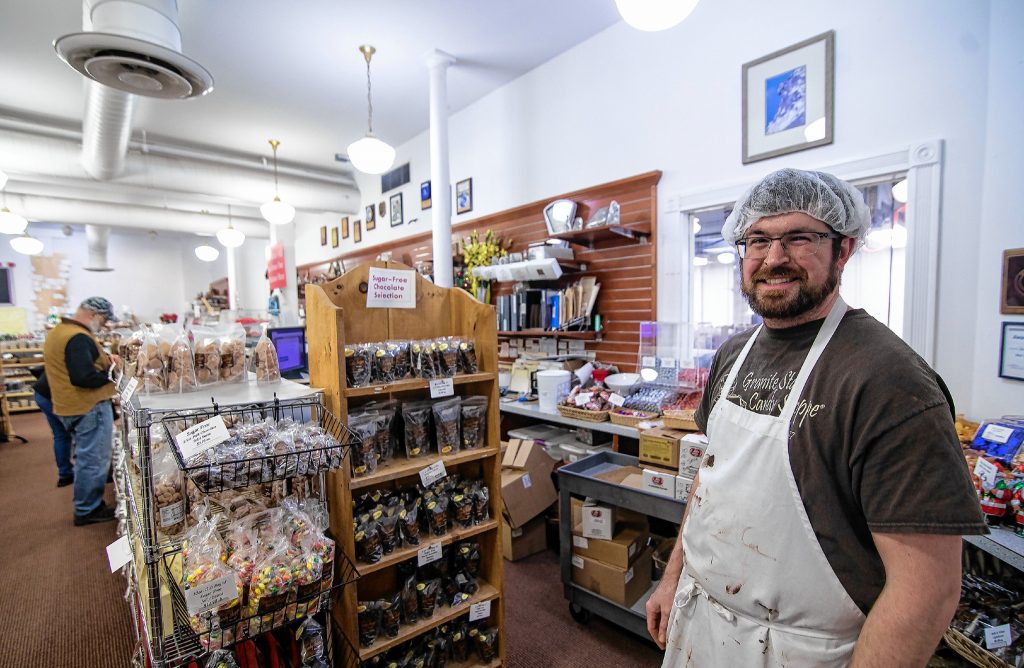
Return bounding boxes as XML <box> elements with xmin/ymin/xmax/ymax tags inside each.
<box><xmin>0</xmin><ymin>184</ymin><xmax>28</xmax><ymax>235</ymax></box>
<box><xmin>260</xmin><ymin>139</ymin><xmax>295</xmax><ymax>225</ymax></box>
<box><xmin>346</xmin><ymin>45</ymin><xmax>396</xmax><ymax>175</ymax></box>
<box><xmin>216</xmin><ymin>204</ymin><xmax>245</xmax><ymax>248</ymax></box>
<box><xmin>10</xmin><ymin>231</ymin><xmax>43</xmax><ymax>256</ymax></box>
<box><xmin>615</xmin><ymin>0</ymin><xmax>701</xmax><ymax>31</ymax></box>
<box><xmin>195</xmin><ymin>244</ymin><xmax>220</xmax><ymax>262</ymax></box>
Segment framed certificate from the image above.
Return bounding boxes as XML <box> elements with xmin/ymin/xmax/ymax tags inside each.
<box><xmin>999</xmin><ymin>322</ymin><xmax>1024</xmax><ymax>381</ymax></box>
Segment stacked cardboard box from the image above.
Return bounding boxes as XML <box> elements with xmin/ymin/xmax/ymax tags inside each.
<box><xmin>500</xmin><ymin>439</ymin><xmax>558</xmax><ymax>561</ymax></box>
<box><xmin>569</xmin><ymin>497</ymin><xmax>653</xmax><ymax>607</ymax></box>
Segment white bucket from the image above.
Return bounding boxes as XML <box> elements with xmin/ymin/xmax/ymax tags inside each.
<box><xmin>537</xmin><ymin>369</ymin><xmax>571</xmax><ymax>412</ymax></box>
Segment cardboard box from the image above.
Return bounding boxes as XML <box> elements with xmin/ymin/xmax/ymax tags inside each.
<box><xmin>572</xmin><ymin>525</ymin><xmax>648</xmax><ymax>569</ymax></box>
<box><xmin>570</xmin><ymin>497</ymin><xmax>648</xmax><ymax>536</ymax></box>
<box><xmin>639</xmin><ymin>427</ymin><xmax>688</xmax><ymax>469</ymax></box>
<box><xmin>679</xmin><ymin>434</ymin><xmax>709</xmax><ymax>478</ymax></box>
<box><xmin>501</xmin><ymin>468</ymin><xmax>557</xmax><ymax>528</ymax></box>
<box><xmin>581</xmin><ymin>501</ymin><xmax>615</xmax><ymax>539</ymax></box>
<box><xmin>502</xmin><ymin>515</ymin><xmax>547</xmax><ymax>561</ymax></box>
<box><xmin>502</xmin><ymin>439</ymin><xmax>556</xmax><ymax>471</ymax></box>
<box><xmin>675</xmin><ymin>475</ymin><xmax>694</xmax><ymax>501</ymax></box>
<box><xmin>571</xmin><ymin>546</ymin><xmax>653</xmax><ymax>607</ymax></box>
<box><xmin>642</xmin><ymin>468</ymin><xmax>676</xmax><ymax>498</ymax></box>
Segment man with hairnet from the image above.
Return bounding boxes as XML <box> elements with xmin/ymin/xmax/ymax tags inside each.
<box><xmin>43</xmin><ymin>296</ymin><xmax>118</xmax><ymax>526</ymax></box>
<box><xmin>646</xmin><ymin>169</ymin><xmax>984</xmax><ymax>666</ymax></box>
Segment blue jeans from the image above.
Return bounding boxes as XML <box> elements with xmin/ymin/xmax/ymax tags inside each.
<box><xmin>59</xmin><ymin>401</ymin><xmax>113</xmax><ymax>516</ymax></box>
<box><xmin>35</xmin><ymin>392</ymin><xmax>74</xmax><ymax>478</ymax></box>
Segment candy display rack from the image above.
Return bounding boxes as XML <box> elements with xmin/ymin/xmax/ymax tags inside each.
<box><xmin>114</xmin><ymin>375</ymin><xmax>358</xmax><ymax>667</ymax></box>
<box><xmin>306</xmin><ymin>260</ymin><xmax>505</xmax><ymax>667</ymax></box>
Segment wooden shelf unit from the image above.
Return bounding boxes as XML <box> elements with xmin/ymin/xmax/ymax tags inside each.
<box><xmin>549</xmin><ymin>222</ymin><xmax>651</xmax><ymax>247</ymax></box>
<box><xmin>306</xmin><ymin>261</ymin><xmax>505</xmax><ymax>667</ymax></box>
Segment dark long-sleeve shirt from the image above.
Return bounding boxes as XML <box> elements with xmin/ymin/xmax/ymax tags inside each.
<box><xmin>64</xmin><ymin>333</ymin><xmax>111</xmax><ymax>388</ymax></box>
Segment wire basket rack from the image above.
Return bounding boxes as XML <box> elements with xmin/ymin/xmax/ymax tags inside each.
<box><xmin>162</xmin><ymin>397</ymin><xmax>357</xmax><ymax>493</ymax></box>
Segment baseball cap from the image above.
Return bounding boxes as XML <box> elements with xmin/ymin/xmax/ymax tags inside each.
<box><xmin>80</xmin><ymin>296</ymin><xmax>115</xmax><ymax>320</ymax></box>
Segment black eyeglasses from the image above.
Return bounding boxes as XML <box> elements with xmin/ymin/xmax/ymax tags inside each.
<box><xmin>735</xmin><ymin>232</ymin><xmax>838</xmax><ymax>260</ymax></box>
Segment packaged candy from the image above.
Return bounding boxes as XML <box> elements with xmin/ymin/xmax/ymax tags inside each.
<box><xmin>426</xmin><ymin>495</ymin><xmax>449</xmax><ymax>537</ymax></box>
<box><xmin>358</xmin><ymin>600</ymin><xmax>381</xmax><ymax>647</ymax></box>
<box><xmin>436</xmin><ymin>339</ymin><xmax>459</xmax><ymax>378</ymax></box>
<box><xmin>380</xmin><ymin>591</ymin><xmax>401</xmax><ymax>638</ymax></box>
<box><xmin>460</xmin><ymin>397</ymin><xmax>488</xmax><ymax>451</ymax></box>
<box><xmin>378</xmin><ymin>513</ymin><xmax>400</xmax><ymax>554</ymax></box>
<box><xmin>355</xmin><ymin>519</ymin><xmax>383</xmax><ymax>564</ymax></box>
<box><xmin>346</xmin><ymin>343</ymin><xmax>374</xmax><ymax>388</ymax></box>
<box><xmin>137</xmin><ymin>327</ymin><xmax>167</xmax><ymax>394</ymax></box>
<box><xmin>432</xmin><ymin>398</ymin><xmax>462</xmax><ymax>456</ymax></box>
<box><xmin>471</xmin><ymin>484</ymin><xmax>490</xmax><ymax>525</ymax></box>
<box><xmin>218</xmin><ymin>325</ymin><xmax>247</xmax><ymax>384</ymax></box>
<box><xmin>182</xmin><ymin>515</ymin><xmax>241</xmax><ymax>650</ymax></box>
<box><xmin>458</xmin><ymin>339</ymin><xmax>478</xmax><ymax>374</ymax></box>
<box><xmin>251</xmin><ymin>327</ymin><xmax>281</xmax><ymax>385</ymax></box>
<box><xmin>166</xmin><ymin>329</ymin><xmax>198</xmax><ymax>393</ymax></box>
<box><xmin>413</xmin><ymin>341</ymin><xmax>437</xmax><ymax>379</ymax></box>
<box><xmin>392</xmin><ymin>341</ymin><xmax>412</xmax><ymax>379</ymax></box>
<box><xmin>247</xmin><ymin>537</ymin><xmax>296</xmax><ymax>632</ymax></box>
<box><xmin>476</xmin><ymin>627</ymin><xmax>499</xmax><ymax>662</ymax></box>
<box><xmin>191</xmin><ymin>326</ymin><xmax>223</xmax><ymax>387</ymax></box>
<box><xmin>349</xmin><ymin>413</ymin><xmax>381</xmax><ymax>478</ymax></box>
<box><xmin>400</xmin><ymin>504</ymin><xmax>421</xmax><ymax>546</ymax></box>
<box><xmin>401</xmin><ymin>573</ymin><xmax>419</xmax><ymax>625</ymax></box>
<box><xmin>451</xmin><ymin>621</ymin><xmax>470</xmax><ymax>662</ymax></box>
<box><xmin>417</xmin><ymin>578</ymin><xmax>440</xmax><ymax>619</ymax></box>
<box><xmin>153</xmin><ymin>446</ymin><xmax>186</xmax><ymax>535</ymax></box>
<box><xmin>297</xmin><ymin>617</ymin><xmax>327</xmax><ymax>667</ymax></box>
<box><xmin>451</xmin><ymin>492</ymin><xmax>473</xmax><ymax>529</ymax></box>
<box><xmin>373</xmin><ymin>342</ymin><xmax>398</xmax><ymax>384</ymax></box>
<box><xmin>403</xmin><ymin>401</ymin><xmax>433</xmax><ymax>458</ymax></box>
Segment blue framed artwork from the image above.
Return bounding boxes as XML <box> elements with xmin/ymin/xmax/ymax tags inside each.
<box><xmin>742</xmin><ymin>31</ymin><xmax>834</xmax><ymax>164</ymax></box>
<box><xmin>421</xmin><ymin>180</ymin><xmax>432</xmax><ymax>210</ymax></box>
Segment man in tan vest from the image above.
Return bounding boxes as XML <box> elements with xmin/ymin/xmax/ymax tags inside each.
<box><xmin>43</xmin><ymin>297</ymin><xmax>117</xmax><ymax>526</ymax></box>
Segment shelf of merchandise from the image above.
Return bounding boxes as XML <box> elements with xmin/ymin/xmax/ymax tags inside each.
<box><xmin>499</xmin><ymin>399</ymin><xmax>642</xmax><ymax>439</ymax></box>
<box><xmin>496</xmin><ymin>329</ymin><xmax>599</xmax><ymax>340</ymax></box>
<box><xmin>549</xmin><ymin>223</ymin><xmax>651</xmax><ymax>248</ymax></box>
<box><xmin>114</xmin><ymin>376</ymin><xmax>356</xmax><ymax>667</ymax></box>
<box><xmin>963</xmin><ymin>526</ymin><xmax>1024</xmax><ymax>572</ymax></box>
<box><xmin>355</xmin><ymin>519</ymin><xmax>499</xmax><ymax>577</ymax></box>
<box><xmin>307</xmin><ymin>260</ymin><xmax>505</xmax><ymax>668</ymax></box>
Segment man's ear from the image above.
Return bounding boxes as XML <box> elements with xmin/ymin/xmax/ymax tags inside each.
<box><xmin>836</xmin><ymin>236</ymin><xmax>857</xmax><ymax>270</ymax></box>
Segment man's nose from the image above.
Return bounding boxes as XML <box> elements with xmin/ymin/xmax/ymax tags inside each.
<box><xmin>762</xmin><ymin>239</ymin><xmax>792</xmax><ymax>266</ymax></box>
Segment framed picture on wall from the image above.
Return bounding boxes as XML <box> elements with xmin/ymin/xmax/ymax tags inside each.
<box><xmin>390</xmin><ymin>192</ymin><xmax>403</xmax><ymax>227</ymax></box>
<box><xmin>999</xmin><ymin>322</ymin><xmax>1024</xmax><ymax>381</ymax></box>
<box><xmin>378</xmin><ymin>201</ymin><xmax>386</xmax><ymax>218</ymax></box>
<box><xmin>331</xmin><ymin>227</ymin><xmax>339</xmax><ymax>248</ymax></box>
<box><xmin>319</xmin><ymin>225</ymin><xmax>327</xmax><ymax>246</ymax></box>
<box><xmin>1001</xmin><ymin>248</ymin><xmax>1024</xmax><ymax>315</ymax></box>
<box><xmin>354</xmin><ymin>220</ymin><xmax>362</xmax><ymax>243</ymax></box>
<box><xmin>365</xmin><ymin>205</ymin><xmax>376</xmax><ymax>231</ymax></box>
<box><xmin>456</xmin><ymin>178</ymin><xmax>473</xmax><ymax>214</ymax></box>
<box><xmin>742</xmin><ymin>30</ymin><xmax>834</xmax><ymax>164</ymax></box>
<box><xmin>341</xmin><ymin>216</ymin><xmax>349</xmax><ymax>239</ymax></box>
<box><xmin>421</xmin><ymin>181</ymin><xmax>432</xmax><ymax>210</ymax></box>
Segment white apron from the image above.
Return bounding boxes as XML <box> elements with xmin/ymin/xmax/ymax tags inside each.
<box><xmin>662</xmin><ymin>297</ymin><xmax>865</xmax><ymax>667</ymax></box>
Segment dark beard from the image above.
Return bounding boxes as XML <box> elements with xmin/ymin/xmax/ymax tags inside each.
<box><xmin>741</xmin><ymin>260</ymin><xmax>841</xmax><ymax>320</ymax></box>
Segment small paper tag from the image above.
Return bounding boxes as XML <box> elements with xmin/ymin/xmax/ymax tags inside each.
<box><xmin>571</xmin><ymin>555</ymin><xmax>584</xmax><ymax>569</ymax></box>
<box><xmin>417</xmin><ymin>542</ymin><xmax>443</xmax><ymax>567</ymax></box>
<box><xmin>429</xmin><ymin>378</ymin><xmax>455</xmax><ymax>398</ymax></box>
<box><xmin>106</xmin><ymin>536</ymin><xmax>132</xmax><ymax>573</ymax></box>
<box><xmin>159</xmin><ymin>501</ymin><xmax>185</xmax><ymax>528</ymax></box>
<box><xmin>469</xmin><ymin>600</ymin><xmax>491</xmax><ymax>622</ymax></box>
<box><xmin>573</xmin><ymin>536</ymin><xmax>589</xmax><ymax>549</ymax></box>
<box><xmin>574</xmin><ymin>392</ymin><xmax>593</xmax><ymax>407</ymax></box>
<box><xmin>625</xmin><ymin>566</ymin><xmax>635</xmax><ymax>584</ymax></box>
<box><xmin>628</xmin><ymin>543</ymin><xmax>637</xmax><ymax>558</ymax></box>
<box><xmin>511</xmin><ymin>528</ymin><xmax>523</xmax><ymax>538</ymax></box>
<box><xmin>184</xmin><ymin>573</ymin><xmax>239</xmax><ymax>615</ymax></box>
<box><xmin>661</xmin><ymin>357</ymin><xmax>678</xmax><ymax>368</ymax></box>
<box><xmin>982</xmin><ymin>424</ymin><xmax>1015</xmax><ymax>444</ymax></box>
<box><xmin>641</xmin><ymin>356</ymin><xmax>656</xmax><ymax>368</ymax></box>
<box><xmin>175</xmin><ymin>416</ymin><xmax>230</xmax><ymax>461</ymax></box>
<box><xmin>985</xmin><ymin>623</ymin><xmax>1013</xmax><ymax>650</ymax></box>
<box><xmin>975</xmin><ymin>457</ymin><xmax>999</xmax><ymax>490</ymax></box>
<box><xmin>120</xmin><ymin>377</ymin><xmax>139</xmax><ymax>404</ymax></box>
<box><xmin>419</xmin><ymin>460</ymin><xmax>448</xmax><ymax>487</ymax></box>
<box><xmin>522</xmin><ymin>473</ymin><xmax>532</xmax><ymax>489</ymax></box>
<box><xmin>609</xmin><ymin>393</ymin><xmax>626</xmax><ymax>407</ymax></box>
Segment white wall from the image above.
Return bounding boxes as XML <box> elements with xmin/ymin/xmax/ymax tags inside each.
<box><xmin>971</xmin><ymin>0</ymin><xmax>1024</xmax><ymax>417</ymax></box>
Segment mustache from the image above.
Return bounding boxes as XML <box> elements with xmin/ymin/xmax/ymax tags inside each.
<box><xmin>752</xmin><ymin>266</ymin><xmax>807</xmax><ymax>282</ymax></box>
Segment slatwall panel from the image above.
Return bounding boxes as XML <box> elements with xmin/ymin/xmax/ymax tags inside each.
<box><xmin>298</xmin><ymin>171</ymin><xmax>661</xmax><ymax>371</ymax></box>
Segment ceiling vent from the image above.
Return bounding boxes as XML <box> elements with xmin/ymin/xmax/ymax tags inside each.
<box><xmin>54</xmin><ymin>0</ymin><xmax>213</xmax><ymax>99</ymax></box>
<box><xmin>84</xmin><ymin>224</ymin><xmax>114</xmax><ymax>272</ymax></box>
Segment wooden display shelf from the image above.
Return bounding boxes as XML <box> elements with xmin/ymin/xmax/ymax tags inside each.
<box><xmin>1</xmin><ymin>361</ymin><xmax>43</xmax><ymax>368</ymax></box>
<box><xmin>356</xmin><ymin>581</ymin><xmax>500</xmax><ymax>661</ymax></box>
<box><xmin>0</xmin><ymin>347</ymin><xmax>44</xmax><ymax>354</ymax></box>
<box><xmin>497</xmin><ymin>330</ymin><xmax>599</xmax><ymax>340</ymax></box>
<box><xmin>350</xmin><ymin>446</ymin><xmax>500</xmax><ymax>491</ymax></box>
<box><xmin>549</xmin><ymin>223</ymin><xmax>650</xmax><ymax>247</ymax></box>
<box><xmin>449</xmin><ymin>660</ymin><xmax>501</xmax><ymax>668</ymax></box>
<box><xmin>10</xmin><ymin>404</ymin><xmax>39</xmax><ymax>412</ymax></box>
<box><xmin>345</xmin><ymin>372</ymin><xmax>495</xmax><ymax>398</ymax></box>
<box><xmin>2</xmin><ymin>390</ymin><xmax>34</xmax><ymax>398</ymax></box>
<box><xmin>355</xmin><ymin>519</ymin><xmax>499</xmax><ymax>577</ymax></box>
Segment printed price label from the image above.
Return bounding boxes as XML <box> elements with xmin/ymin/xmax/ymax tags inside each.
<box><xmin>184</xmin><ymin>573</ymin><xmax>239</xmax><ymax>616</ymax></box>
<box><xmin>982</xmin><ymin>424</ymin><xmax>1015</xmax><ymax>444</ymax></box>
<box><xmin>511</xmin><ymin>528</ymin><xmax>524</xmax><ymax>538</ymax></box>
<box><xmin>661</xmin><ymin>357</ymin><xmax>678</xmax><ymax>368</ymax></box>
<box><xmin>609</xmin><ymin>393</ymin><xmax>626</xmax><ymax>407</ymax></box>
<box><xmin>574</xmin><ymin>392</ymin><xmax>593</xmax><ymax>407</ymax></box>
<box><xmin>641</xmin><ymin>356</ymin><xmax>657</xmax><ymax>368</ymax></box>
<box><xmin>571</xmin><ymin>555</ymin><xmax>584</xmax><ymax>569</ymax></box>
<box><xmin>106</xmin><ymin>536</ymin><xmax>132</xmax><ymax>573</ymax></box>
<box><xmin>429</xmin><ymin>378</ymin><xmax>455</xmax><ymax>398</ymax></box>
<box><xmin>469</xmin><ymin>600</ymin><xmax>491</xmax><ymax>622</ymax></box>
<box><xmin>573</xmin><ymin>536</ymin><xmax>589</xmax><ymax>549</ymax></box>
<box><xmin>985</xmin><ymin>623</ymin><xmax>1013</xmax><ymax>650</ymax></box>
<box><xmin>120</xmin><ymin>377</ymin><xmax>138</xmax><ymax>404</ymax></box>
<box><xmin>159</xmin><ymin>501</ymin><xmax>185</xmax><ymax>528</ymax></box>
<box><xmin>975</xmin><ymin>457</ymin><xmax>999</xmax><ymax>490</ymax></box>
<box><xmin>419</xmin><ymin>460</ymin><xmax>448</xmax><ymax>488</ymax></box>
<box><xmin>521</xmin><ymin>473</ymin><xmax>532</xmax><ymax>489</ymax></box>
<box><xmin>625</xmin><ymin>566</ymin><xmax>635</xmax><ymax>584</ymax></box>
<box><xmin>175</xmin><ymin>416</ymin><xmax>230</xmax><ymax>461</ymax></box>
<box><xmin>417</xmin><ymin>542</ymin><xmax>443</xmax><ymax>567</ymax></box>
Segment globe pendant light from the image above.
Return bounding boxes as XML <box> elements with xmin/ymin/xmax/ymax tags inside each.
<box><xmin>260</xmin><ymin>139</ymin><xmax>295</xmax><ymax>225</ymax></box>
<box><xmin>216</xmin><ymin>204</ymin><xmax>245</xmax><ymax>248</ymax></box>
<box><xmin>195</xmin><ymin>244</ymin><xmax>219</xmax><ymax>262</ymax></box>
<box><xmin>346</xmin><ymin>45</ymin><xmax>396</xmax><ymax>175</ymax></box>
<box><xmin>0</xmin><ymin>207</ymin><xmax>29</xmax><ymax>235</ymax></box>
<box><xmin>10</xmin><ymin>231</ymin><xmax>43</xmax><ymax>255</ymax></box>
<box><xmin>615</xmin><ymin>0</ymin><xmax>700</xmax><ymax>31</ymax></box>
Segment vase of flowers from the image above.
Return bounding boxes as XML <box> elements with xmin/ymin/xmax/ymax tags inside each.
<box><xmin>459</xmin><ymin>229</ymin><xmax>511</xmax><ymax>301</ymax></box>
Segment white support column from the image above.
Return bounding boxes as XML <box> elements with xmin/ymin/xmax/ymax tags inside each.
<box><xmin>269</xmin><ymin>221</ymin><xmax>300</xmax><ymax>323</ymax></box>
<box><xmin>425</xmin><ymin>49</ymin><xmax>457</xmax><ymax>287</ymax></box>
<box><xmin>226</xmin><ymin>245</ymin><xmax>239</xmax><ymax>309</ymax></box>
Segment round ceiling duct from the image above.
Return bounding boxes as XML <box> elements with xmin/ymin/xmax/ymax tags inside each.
<box><xmin>54</xmin><ymin>31</ymin><xmax>213</xmax><ymax>99</ymax></box>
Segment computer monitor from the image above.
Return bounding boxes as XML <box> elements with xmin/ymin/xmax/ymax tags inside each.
<box><xmin>267</xmin><ymin>326</ymin><xmax>307</xmax><ymax>377</ymax></box>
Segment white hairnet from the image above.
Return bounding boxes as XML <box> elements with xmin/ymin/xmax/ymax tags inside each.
<box><xmin>721</xmin><ymin>168</ymin><xmax>871</xmax><ymax>245</ymax></box>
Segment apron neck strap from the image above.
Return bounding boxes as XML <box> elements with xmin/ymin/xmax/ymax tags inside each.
<box><xmin>777</xmin><ymin>295</ymin><xmax>848</xmax><ymax>422</ymax></box>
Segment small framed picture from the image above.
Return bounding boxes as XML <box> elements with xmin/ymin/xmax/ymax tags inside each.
<box><xmin>999</xmin><ymin>322</ymin><xmax>1024</xmax><ymax>381</ymax></box>
<box><xmin>365</xmin><ymin>205</ymin><xmax>375</xmax><ymax>231</ymax></box>
<box><xmin>331</xmin><ymin>227</ymin><xmax>339</xmax><ymax>248</ymax></box>
<box><xmin>354</xmin><ymin>220</ymin><xmax>362</xmax><ymax>243</ymax></box>
<box><xmin>742</xmin><ymin>31</ymin><xmax>834</xmax><ymax>164</ymax></box>
<box><xmin>456</xmin><ymin>178</ymin><xmax>473</xmax><ymax>215</ymax></box>
<box><xmin>378</xmin><ymin>201</ymin><xmax>386</xmax><ymax>217</ymax></box>
<box><xmin>390</xmin><ymin>192</ymin><xmax>403</xmax><ymax>227</ymax></box>
<box><xmin>421</xmin><ymin>181</ymin><xmax>432</xmax><ymax>210</ymax></box>
<box><xmin>341</xmin><ymin>216</ymin><xmax>349</xmax><ymax>239</ymax></box>
<box><xmin>1001</xmin><ymin>248</ymin><xmax>1024</xmax><ymax>315</ymax></box>
<box><xmin>319</xmin><ymin>225</ymin><xmax>328</xmax><ymax>246</ymax></box>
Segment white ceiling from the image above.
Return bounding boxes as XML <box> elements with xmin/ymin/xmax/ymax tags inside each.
<box><xmin>0</xmin><ymin>0</ymin><xmax>623</xmax><ymax>170</ymax></box>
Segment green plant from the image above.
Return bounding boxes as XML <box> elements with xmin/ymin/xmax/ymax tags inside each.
<box><xmin>459</xmin><ymin>229</ymin><xmax>510</xmax><ymax>296</ymax></box>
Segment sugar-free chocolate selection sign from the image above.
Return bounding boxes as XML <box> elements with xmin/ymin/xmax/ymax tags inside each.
<box><xmin>366</xmin><ymin>267</ymin><xmax>416</xmax><ymax>309</ymax></box>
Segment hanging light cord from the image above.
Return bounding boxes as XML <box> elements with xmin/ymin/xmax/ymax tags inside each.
<box><xmin>268</xmin><ymin>139</ymin><xmax>281</xmax><ymax>196</ymax></box>
<box><xmin>360</xmin><ymin>45</ymin><xmax>377</xmax><ymax>135</ymax></box>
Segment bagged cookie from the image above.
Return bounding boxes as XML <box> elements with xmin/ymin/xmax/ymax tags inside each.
<box><xmin>153</xmin><ymin>447</ymin><xmax>186</xmax><ymax>534</ymax></box>
<box><xmin>137</xmin><ymin>327</ymin><xmax>167</xmax><ymax>394</ymax></box>
<box><xmin>251</xmin><ymin>327</ymin><xmax>281</xmax><ymax>385</ymax></box>
<box><xmin>167</xmin><ymin>329</ymin><xmax>199</xmax><ymax>393</ymax></box>
<box><xmin>192</xmin><ymin>327</ymin><xmax>223</xmax><ymax>387</ymax></box>
<box><xmin>219</xmin><ymin>325</ymin><xmax>247</xmax><ymax>384</ymax></box>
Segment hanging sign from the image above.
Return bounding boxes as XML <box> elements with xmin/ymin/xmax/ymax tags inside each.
<box><xmin>175</xmin><ymin>416</ymin><xmax>231</xmax><ymax>461</ymax></box>
<box><xmin>367</xmin><ymin>267</ymin><xmax>417</xmax><ymax>309</ymax></box>
<box><xmin>106</xmin><ymin>536</ymin><xmax>133</xmax><ymax>572</ymax></box>
<box><xmin>267</xmin><ymin>242</ymin><xmax>287</xmax><ymax>290</ymax></box>
<box><xmin>184</xmin><ymin>573</ymin><xmax>240</xmax><ymax>616</ymax></box>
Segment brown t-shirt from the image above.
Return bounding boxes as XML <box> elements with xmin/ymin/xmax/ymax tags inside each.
<box><xmin>695</xmin><ymin>309</ymin><xmax>986</xmax><ymax>614</ymax></box>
